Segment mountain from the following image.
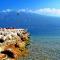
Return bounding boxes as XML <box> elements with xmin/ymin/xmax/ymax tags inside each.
<box><xmin>0</xmin><ymin>12</ymin><xmax>60</xmax><ymax>35</ymax></box>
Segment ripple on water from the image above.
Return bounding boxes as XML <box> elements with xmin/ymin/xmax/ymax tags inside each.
<box><xmin>18</xmin><ymin>36</ymin><xmax>60</xmax><ymax>60</ymax></box>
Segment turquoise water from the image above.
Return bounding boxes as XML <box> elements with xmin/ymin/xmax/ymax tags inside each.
<box><xmin>20</xmin><ymin>35</ymin><xmax>60</xmax><ymax>60</ymax></box>
<box><xmin>31</xmin><ymin>36</ymin><xmax>60</xmax><ymax>49</ymax></box>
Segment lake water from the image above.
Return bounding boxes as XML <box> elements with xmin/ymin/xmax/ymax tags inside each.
<box><xmin>19</xmin><ymin>35</ymin><xmax>60</xmax><ymax>60</ymax></box>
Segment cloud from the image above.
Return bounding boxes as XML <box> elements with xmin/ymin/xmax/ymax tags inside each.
<box><xmin>17</xmin><ymin>8</ymin><xmax>60</xmax><ymax>16</ymax></box>
<box><xmin>2</xmin><ymin>10</ymin><xmax>6</xmax><ymax>13</ymax></box>
<box><xmin>1</xmin><ymin>8</ymin><xmax>60</xmax><ymax>16</ymax></box>
<box><xmin>2</xmin><ymin>9</ymin><xmax>12</xmax><ymax>12</ymax></box>
<box><xmin>17</xmin><ymin>9</ymin><xmax>26</xmax><ymax>13</ymax></box>
<box><xmin>29</xmin><ymin>8</ymin><xmax>60</xmax><ymax>16</ymax></box>
<box><xmin>6</xmin><ymin>9</ymin><xmax>12</xmax><ymax>12</ymax></box>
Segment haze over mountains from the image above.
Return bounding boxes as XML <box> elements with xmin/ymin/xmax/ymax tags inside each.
<box><xmin>0</xmin><ymin>11</ymin><xmax>60</xmax><ymax>35</ymax></box>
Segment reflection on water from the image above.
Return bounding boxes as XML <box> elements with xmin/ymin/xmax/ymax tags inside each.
<box><xmin>19</xmin><ymin>36</ymin><xmax>60</xmax><ymax>60</ymax></box>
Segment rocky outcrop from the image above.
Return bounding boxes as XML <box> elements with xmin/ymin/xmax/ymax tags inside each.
<box><xmin>0</xmin><ymin>28</ymin><xmax>30</xmax><ymax>60</ymax></box>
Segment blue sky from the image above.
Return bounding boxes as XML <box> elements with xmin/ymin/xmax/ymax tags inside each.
<box><xmin>0</xmin><ymin>0</ymin><xmax>60</xmax><ymax>16</ymax></box>
<box><xmin>0</xmin><ymin>0</ymin><xmax>60</xmax><ymax>10</ymax></box>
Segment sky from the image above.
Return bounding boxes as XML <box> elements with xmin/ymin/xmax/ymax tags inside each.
<box><xmin>0</xmin><ymin>0</ymin><xmax>60</xmax><ymax>10</ymax></box>
<box><xmin>0</xmin><ymin>0</ymin><xmax>60</xmax><ymax>16</ymax></box>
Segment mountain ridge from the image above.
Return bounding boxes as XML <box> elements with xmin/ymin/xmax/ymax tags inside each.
<box><xmin>0</xmin><ymin>12</ymin><xmax>60</xmax><ymax>35</ymax></box>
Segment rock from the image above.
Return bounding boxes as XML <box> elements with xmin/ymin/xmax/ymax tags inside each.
<box><xmin>0</xmin><ymin>28</ymin><xmax>30</xmax><ymax>60</ymax></box>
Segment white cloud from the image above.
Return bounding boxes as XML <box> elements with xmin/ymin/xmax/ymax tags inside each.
<box><xmin>2</xmin><ymin>10</ymin><xmax>6</xmax><ymax>13</ymax></box>
<box><xmin>30</xmin><ymin>8</ymin><xmax>60</xmax><ymax>16</ymax></box>
<box><xmin>17</xmin><ymin>9</ymin><xmax>26</xmax><ymax>13</ymax></box>
<box><xmin>1</xmin><ymin>8</ymin><xmax>60</xmax><ymax>16</ymax></box>
<box><xmin>6</xmin><ymin>9</ymin><xmax>12</xmax><ymax>12</ymax></box>
<box><xmin>17</xmin><ymin>8</ymin><xmax>60</xmax><ymax>16</ymax></box>
<box><xmin>2</xmin><ymin>9</ymin><xmax>12</xmax><ymax>12</ymax></box>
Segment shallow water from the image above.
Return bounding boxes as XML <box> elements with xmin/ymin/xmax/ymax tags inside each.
<box><xmin>19</xmin><ymin>35</ymin><xmax>60</xmax><ymax>60</ymax></box>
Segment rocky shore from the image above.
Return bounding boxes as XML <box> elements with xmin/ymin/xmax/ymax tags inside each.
<box><xmin>0</xmin><ymin>28</ymin><xmax>30</xmax><ymax>60</ymax></box>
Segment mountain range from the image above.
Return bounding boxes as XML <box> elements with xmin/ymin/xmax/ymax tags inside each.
<box><xmin>0</xmin><ymin>11</ymin><xmax>60</xmax><ymax>35</ymax></box>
